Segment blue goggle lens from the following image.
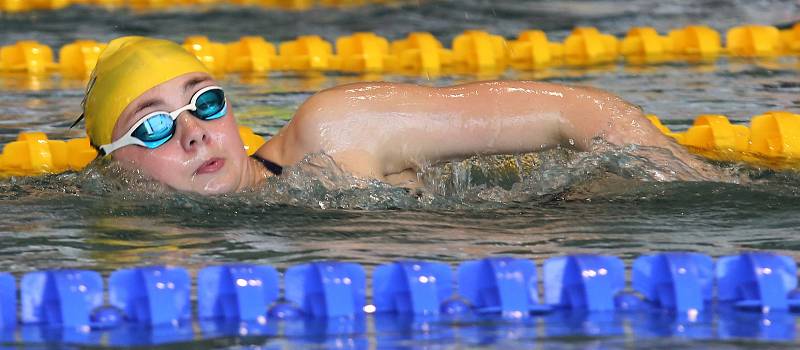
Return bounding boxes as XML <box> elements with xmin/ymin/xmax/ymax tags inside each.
<box><xmin>132</xmin><ymin>113</ymin><xmax>175</xmax><ymax>148</ymax></box>
<box><xmin>194</xmin><ymin>89</ymin><xmax>226</xmax><ymax>120</ymax></box>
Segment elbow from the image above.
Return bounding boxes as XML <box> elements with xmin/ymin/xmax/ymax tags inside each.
<box><xmin>561</xmin><ymin>88</ymin><xmax>647</xmax><ymax>149</ymax></box>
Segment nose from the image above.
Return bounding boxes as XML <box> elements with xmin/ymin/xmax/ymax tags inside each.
<box><xmin>177</xmin><ymin>111</ymin><xmax>210</xmax><ymax>152</ymax></box>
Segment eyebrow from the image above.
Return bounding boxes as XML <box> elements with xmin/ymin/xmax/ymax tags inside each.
<box><xmin>184</xmin><ymin>76</ymin><xmax>211</xmax><ymax>94</ymax></box>
<box><xmin>132</xmin><ymin>98</ymin><xmax>162</xmax><ymax>117</ymax></box>
<box><xmin>128</xmin><ymin>76</ymin><xmax>212</xmax><ymax>122</ymax></box>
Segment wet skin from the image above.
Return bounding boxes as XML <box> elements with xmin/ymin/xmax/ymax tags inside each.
<box><xmin>110</xmin><ymin>73</ymin><xmax>702</xmax><ymax>194</ymax></box>
<box><xmin>257</xmin><ymin>80</ymin><xmax>704</xmax><ymax>185</ymax></box>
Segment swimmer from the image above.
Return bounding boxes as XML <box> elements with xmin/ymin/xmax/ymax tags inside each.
<box><xmin>77</xmin><ymin>36</ymin><xmax>711</xmax><ymax>195</ymax></box>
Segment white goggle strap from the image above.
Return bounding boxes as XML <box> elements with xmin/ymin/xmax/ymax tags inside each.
<box><xmin>98</xmin><ymin>134</ymin><xmax>145</xmax><ymax>156</ymax></box>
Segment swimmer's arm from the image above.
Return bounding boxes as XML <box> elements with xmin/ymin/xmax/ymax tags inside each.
<box><xmin>267</xmin><ymin>81</ymin><xmax>680</xmax><ymax>178</ymax></box>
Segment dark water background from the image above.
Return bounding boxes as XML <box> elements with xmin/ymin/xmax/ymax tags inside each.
<box><xmin>1</xmin><ymin>0</ymin><xmax>800</xmax><ymax>348</ymax></box>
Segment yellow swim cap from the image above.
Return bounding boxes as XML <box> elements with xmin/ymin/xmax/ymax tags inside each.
<box><xmin>82</xmin><ymin>36</ymin><xmax>210</xmax><ymax>147</ymax></box>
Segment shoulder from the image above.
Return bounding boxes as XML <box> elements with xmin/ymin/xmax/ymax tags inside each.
<box><xmin>263</xmin><ymin>83</ymin><xmax>391</xmax><ymax>162</ymax></box>
<box><xmin>289</xmin><ymin>81</ymin><xmax>420</xmax><ymax>133</ymax></box>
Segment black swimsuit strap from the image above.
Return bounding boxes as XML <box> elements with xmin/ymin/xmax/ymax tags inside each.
<box><xmin>251</xmin><ymin>155</ymin><xmax>283</xmax><ymax>176</ymax></box>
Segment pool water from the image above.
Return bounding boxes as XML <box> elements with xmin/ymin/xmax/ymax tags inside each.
<box><xmin>1</xmin><ymin>0</ymin><xmax>800</xmax><ymax>348</ymax></box>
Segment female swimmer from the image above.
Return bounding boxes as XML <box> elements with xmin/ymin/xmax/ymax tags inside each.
<box><xmin>79</xmin><ymin>36</ymin><xmax>708</xmax><ymax>195</ymax></box>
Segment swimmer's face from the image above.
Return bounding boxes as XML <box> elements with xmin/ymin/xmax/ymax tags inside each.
<box><xmin>110</xmin><ymin>72</ymin><xmax>249</xmax><ymax>194</ymax></box>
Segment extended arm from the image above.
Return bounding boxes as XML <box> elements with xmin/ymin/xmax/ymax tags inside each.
<box><xmin>259</xmin><ymin>80</ymin><xmax>685</xmax><ymax>179</ymax></box>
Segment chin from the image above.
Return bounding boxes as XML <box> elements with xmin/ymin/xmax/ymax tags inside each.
<box><xmin>191</xmin><ymin>174</ymin><xmax>242</xmax><ymax>195</ymax></box>
<box><xmin>194</xmin><ymin>181</ymin><xmax>238</xmax><ymax>195</ymax></box>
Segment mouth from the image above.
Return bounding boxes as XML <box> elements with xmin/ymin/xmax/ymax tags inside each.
<box><xmin>195</xmin><ymin>157</ymin><xmax>225</xmax><ymax>175</ymax></box>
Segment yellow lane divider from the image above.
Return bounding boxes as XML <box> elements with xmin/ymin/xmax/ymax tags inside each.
<box><xmin>0</xmin><ymin>0</ymin><xmax>385</xmax><ymax>13</ymax></box>
<box><xmin>648</xmin><ymin>111</ymin><xmax>800</xmax><ymax>170</ymax></box>
<box><xmin>1</xmin><ymin>24</ymin><xmax>798</xmax><ymax>77</ymax></box>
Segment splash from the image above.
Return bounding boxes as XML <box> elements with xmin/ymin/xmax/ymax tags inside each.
<box><xmin>244</xmin><ymin>141</ymin><xmax>749</xmax><ymax>209</ymax></box>
<box><xmin>1</xmin><ymin>143</ymin><xmax>796</xmax><ymax>211</ymax></box>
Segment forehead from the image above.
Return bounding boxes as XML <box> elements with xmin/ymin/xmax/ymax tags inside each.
<box><xmin>135</xmin><ymin>72</ymin><xmax>214</xmax><ymax>102</ymax></box>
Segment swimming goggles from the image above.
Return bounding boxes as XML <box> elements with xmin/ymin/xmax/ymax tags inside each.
<box><xmin>98</xmin><ymin>86</ymin><xmax>227</xmax><ymax>156</ymax></box>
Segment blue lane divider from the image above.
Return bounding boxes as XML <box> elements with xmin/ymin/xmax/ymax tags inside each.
<box><xmin>197</xmin><ymin>264</ymin><xmax>279</xmax><ymax>323</ymax></box>
<box><xmin>109</xmin><ymin>266</ymin><xmax>191</xmax><ymax>326</ymax></box>
<box><xmin>0</xmin><ymin>272</ymin><xmax>14</xmax><ymax>329</ymax></box>
<box><xmin>717</xmin><ymin>252</ymin><xmax>799</xmax><ymax>312</ymax></box>
<box><xmin>543</xmin><ymin>254</ymin><xmax>624</xmax><ymax>312</ymax></box>
<box><xmin>373</xmin><ymin>260</ymin><xmax>452</xmax><ymax>316</ymax></box>
<box><xmin>285</xmin><ymin>261</ymin><xmax>366</xmax><ymax>318</ymax></box>
<box><xmin>0</xmin><ymin>252</ymin><xmax>800</xmax><ymax>346</ymax></box>
<box><xmin>21</xmin><ymin>270</ymin><xmax>103</xmax><ymax>329</ymax></box>
<box><xmin>458</xmin><ymin>256</ymin><xmax>548</xmax><ymax>317</ymax></box>
<box><xmin>632</xmin><ymin>252</ymin><xmax>714</xmax><ymax>312</ymax></box>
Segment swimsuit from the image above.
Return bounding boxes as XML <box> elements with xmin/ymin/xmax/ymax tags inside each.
<box><xmin>252</xmin><ymin>154</ymin><xmax>283</xmax><ymax>176</ymax></box>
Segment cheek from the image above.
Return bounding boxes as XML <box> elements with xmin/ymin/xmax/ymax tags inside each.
<box><xmin>114</xmin><ymin>145</ymin><xmax>195</xmax><ymax>189</ymax></box>
<box><xmin>211</xmin><ymin>119</ymin><xmax>248</xmax><ymax>162</ymax></box>
<box><xmin>211</xmin><ymin>116</ymin><xmax>247</xmax><ymax>155</ymax></box>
